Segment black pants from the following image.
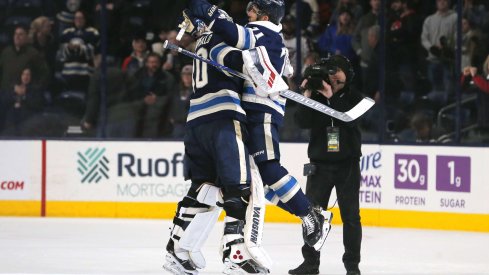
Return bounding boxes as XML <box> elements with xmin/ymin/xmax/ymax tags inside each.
<box><xmin>301</xmin><ymin>158</ymin><xmax>362</xmax><ymax>271</ymax></box>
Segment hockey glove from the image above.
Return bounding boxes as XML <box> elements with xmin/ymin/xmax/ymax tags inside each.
<box><xmin>188</xmin><ymin>0</ymin><xmax>219</xmax><ymax>24</ymax></box>
<box><xmin>179</xmin><ymin>9</ymin><xmax>206</xmax><ymax>38</ymax></box>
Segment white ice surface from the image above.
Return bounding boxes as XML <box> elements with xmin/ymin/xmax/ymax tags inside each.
<box><xmin>0</xmin><ymin>217</ymin><xmax>488</xmax><ymax>274</ymax></box>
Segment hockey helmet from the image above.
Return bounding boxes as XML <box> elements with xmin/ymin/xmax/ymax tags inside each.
<box><xmin>246</xmin><ymin>0</ymin><xmax>285</xmax><ymax>25</ymax></box>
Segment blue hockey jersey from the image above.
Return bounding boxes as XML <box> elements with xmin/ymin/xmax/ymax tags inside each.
<box><xmin>209</xmin><ymin>18</ymin><xmax>290</xmax><ymax>126</ymax></box>
<box><xmin>186</xmin><ymin>32</ymin><xmax>246</xmax><ymax>127</ymax></box>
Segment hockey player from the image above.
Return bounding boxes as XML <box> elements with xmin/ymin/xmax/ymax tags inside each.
<box><xmin>163</xmin><ymin>14</ymin><xmax>269</xmax><ymax>275</ymax></box>
<box><xmin>188</xmin><ymin>0</ymin><xmax>332</xmax><ymax>252</ymax></box>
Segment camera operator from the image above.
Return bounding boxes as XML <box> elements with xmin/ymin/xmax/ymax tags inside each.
<box><xmin>289</xmin><ymin>54</ymin><xmax>362</xmax><ymax>275</ymax></box>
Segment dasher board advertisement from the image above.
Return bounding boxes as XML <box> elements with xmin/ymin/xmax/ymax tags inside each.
<box><xmin>46</xmin><ymin>141</ymin><xmax>188</xmax><ymax>202</ymax></box>
<box><xmin>0</xmin><ymin>141</ymin><xmax>42</xmax><ymax>201</ymax></box>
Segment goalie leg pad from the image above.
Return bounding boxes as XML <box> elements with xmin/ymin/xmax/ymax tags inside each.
<box><xmin>168</xmin><ymin>183</ymin><xmax>222</xmax><ymax>269</ymax></box>
<box><xmin>243</xmin><ymin>156</ymin><xmax>272</xmax><ymax>270</ymax></box>
<box><xmin>179</xmin><ymin>207</ymin><xmax>221</xmax><ymax>266</ymax></box>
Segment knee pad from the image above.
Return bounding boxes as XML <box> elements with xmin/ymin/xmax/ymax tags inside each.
<box><xmin>220</xmin><ymin>185</ymin><xmax>251</xmax><ymax>220</ymax></box>
<box><xmin>169</xmin><ymin>182</ymin><xmax>222</xmax><ymax>269</ymax></box>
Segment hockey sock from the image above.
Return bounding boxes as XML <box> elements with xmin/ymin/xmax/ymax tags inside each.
<box><xmin>258</xmin><ymin>160</ymin><xmax>310</xmax><ymax>217</ymax></box>
<box><xmin>264</xmin><ymin>186</ymin><xmax>294</xmax><ymax>214</ymax></box>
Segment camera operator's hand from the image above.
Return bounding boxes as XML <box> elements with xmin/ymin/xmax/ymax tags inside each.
<box><xmin>300</xmin><ymin>79</ymin><xmax>333</xmax><ymax>99</ymax></box>
<box><xmin>318</xmin><ymin>80</ymin><xmax>333</xmax><ymax>99</ymax></box>
<box><xmin>300</xmin><ymin>79</ymin><xmax>312</xmax><ymax>98</ymax></box>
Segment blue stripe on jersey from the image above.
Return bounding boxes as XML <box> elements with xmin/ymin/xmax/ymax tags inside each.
<box><xmin>189</xmin><ymin>95</ymin><xmax>241</xmax><ymax>113</ymax></box>
<box><xmin>244</xmin><ymin>28</ymin><xmax>251</xmax><ymax>49</ymax></box>
<box><xmin>210</xmin><ymin>44</ymin><xmax>228</xmax><ymax>63</ymax></box>
<box><xmin>274</xmin><ymin>177</ymin><xmax>298</xmax><ymax>197</ymax></box>
<box><xmin>244</xmin><ymin>86</ymin><xmax>256</xmax><ymax>95</ymax></box>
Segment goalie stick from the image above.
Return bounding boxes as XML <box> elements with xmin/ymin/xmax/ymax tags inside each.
<box><xmin>163</xmin><ymin>40</ymin><xmax>374</xmax><ymax>122</ymax></box>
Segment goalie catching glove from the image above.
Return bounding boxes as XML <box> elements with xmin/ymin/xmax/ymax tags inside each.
<box><xmin>242</xmin><ymin>46</ymin><xmax>290</xmax><ymax>101</ymax></box>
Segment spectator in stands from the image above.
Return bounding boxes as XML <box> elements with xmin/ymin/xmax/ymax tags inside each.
<box><xmin>124</xmin><ymin>53</ymin><xmax>176</xmax><ymax>138</ymax></box>
<box><xmin>151</xmin><ymin>27</ymin><xmax>170</xmax><ymax>57</ymax></box>
<box><xmin>161</xmin><ymin>30</ymin><xmax>177</xmax><ymax>72</ymax></box>
<box><xmin>29</xmin><ymin>16</ymin><xmax>56</xmax><ymax>94</ymax></box>
<box><xmin>29</xmin><ymin>16</ymin><xmax>56</xmax><ymax>64</ymax></box>
<box><xmin>288</xmin><ymin>0</ymin><xmax>319</xmax><ymax>35</ymax></box>
<box><xmin>364</xmin><ymin>25</ymin><xmax>381</xmax><ymax>101</ymax></box>
<box><xmin>161</xmin><ymin>30</ymin><xmax>190</xmax><ymax>77</ymax></box>
<box><xmin>329</xmin><ymin>0</ymin><xmax>363</xmax><ymax>25</ymax></box>
<box><xmin>421</xmin><ymin>0</ymin><xmax>457</xmax><ymax>95</ymax></box>
<box><xmin>59</xmin><ymin>10</ymin><xmax>100</xmax><ymax>92</ymax></box>
<box><xmin>168</xmin><ymin>64</ymin><xmax>192</xmax><ymax>139</ymax></box>
<box><xmin>317</xmin><ymin>7</ymin><xmax>357</xmax><ymax>62</ymax></box>
<box><xmin>409</xmin><ymin>111</ymin><xmax>439</xmax><ymax>143</ymax></box>
<box><xmin>352</xmin><ymin>0</ymin><xmax>380</xmax><ymax>93</ymax></box>
<box><xmin>0</xmin><ymin>25</ymin><xmax>49</xmax><ymax>91</ymax></box>
<box><xmin>1</xmin><ymin>68</ymin><xmax>43</xmax><ymax>136</ymax></box>
<box><xmin>121</xmin><ymin>32</ymin><xmax>149</xmax><ymax>78</ymax></box>
<box><xmin>280</xmin><ymin>51</ymin><xmax>320</xmax><ymax>142</ymax></box>
<box><xmin>56</xmin><ymin>0</ymin><xmax>82</xmax><ymax>36</ymax></box>
<box><xmin>282</xmin><ymin>14</ymin><xmax>310</xmax><ymax>90</ymax></box>
<box><xmin>461</xmin><ymin>16</ymin><xmax>484</xmax><ymax>70</ymax></box>
<box><xmin>301</xmin><ymin>51</ymin><xmax>320</xmax><ymax>76</ymax></box>
<box><xmin>461</xmin><ymin>55</ymin><xmax>489</xmax><ymax>134</ymax></box>
<box><xmin>81</xmin><ymin>55</ymin><xmax>135</xmax><ymax>138</ymax></box>
<box><xmin>386</xmin><ymin>0</ymin><xmax>424</xmax><ymax>92</ymax></box>
<box><xmin>362</xmin><ymin>24</ymin><xmax>403</xmax><ymax>138</ymax></box>
<box><xmin>463</xmin><ymin>0</ymin><xmax>489</xmax><ymax>33</ymax></box>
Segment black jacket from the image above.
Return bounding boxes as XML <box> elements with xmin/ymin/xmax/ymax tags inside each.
<box><xmin>294</xmin><ymin>87</ymin><xmax>363</xmax><ymax>162</ymax></box>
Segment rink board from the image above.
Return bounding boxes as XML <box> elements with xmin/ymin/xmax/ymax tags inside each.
<box><xmin>0</xmin><ymin>140</ymin><xmax>488</xmax><ymax>232</ymax></box>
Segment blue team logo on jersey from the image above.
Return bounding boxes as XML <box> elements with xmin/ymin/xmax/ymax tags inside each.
<box><xmin>77</xmin><ymin>147</ymin><xmax>109</xmax><ymax>183</ymax></box>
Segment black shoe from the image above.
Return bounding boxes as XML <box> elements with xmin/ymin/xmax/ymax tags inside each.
<box><xmin>288</xmin><ymin>261</ymin><xmax>319</xmax><ymax>274</ymax></box>
<box><xmin>346</xmin><ymin>266</ymin><xmax>361</xmax><ymax>275</ymax></box>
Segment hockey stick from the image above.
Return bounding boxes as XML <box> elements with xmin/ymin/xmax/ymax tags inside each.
<box><xmin>163</xmin><ymin>40</ymin><xmax>374</xmax><ymax>122</ymax></box>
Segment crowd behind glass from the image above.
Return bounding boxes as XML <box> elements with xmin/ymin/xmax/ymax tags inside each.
<box><xmin>0</xmin><ymin>0</ymin><xmax>488</xmax><ymax>144</ymax></box>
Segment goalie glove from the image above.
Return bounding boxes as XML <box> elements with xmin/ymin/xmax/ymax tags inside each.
<box><xmin>242</xmin><ymin>46</ymin><xmax>289</xmax><ymax>100</ymax></box>
<box><xmin>179</xmin><ymin>9</ymin><xmax>207</xmax><ymax>38</ymax></box>
<box><xmin>189</xmin><ymin>0</ymin><xmax>219</xmax><ymax>25</ymax></box>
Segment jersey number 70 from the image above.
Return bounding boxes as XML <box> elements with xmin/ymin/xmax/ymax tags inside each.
<box><xmin>193</xmin><ymin>48</ymin><xmax>209</xmax><ymax>89</ymax></box>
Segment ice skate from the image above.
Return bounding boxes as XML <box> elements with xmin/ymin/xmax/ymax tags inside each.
<box><xmin>221</xmin><ymin>220</ymin><xmax>269</xmax><ymax>274</ymax></box>
<box><xmin>301</xmin><ymin>208</ymin><xmax>333</xmax><ymax>251</ymax></box>
<box><xmin>163</xmin><ymin>239</ymin><xmax>199</xmax><ymax>275</ymax></box>
<box><xmin>222</xmin><ymin>258</ymin><xmax>269</xmax><ymax>275</ymax></box>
